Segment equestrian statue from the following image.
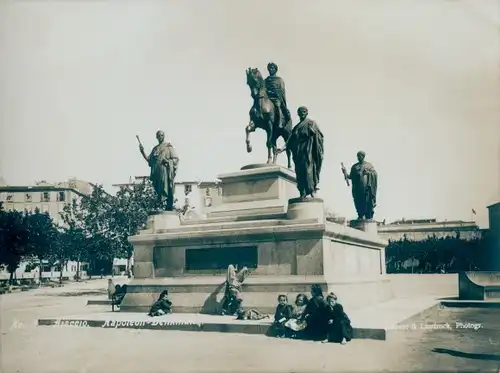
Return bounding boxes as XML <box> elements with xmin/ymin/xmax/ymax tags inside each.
<box><xmin>245</xmin><ymin>62</ymin><xmax>293</xmax><ymax>167</ymax></box>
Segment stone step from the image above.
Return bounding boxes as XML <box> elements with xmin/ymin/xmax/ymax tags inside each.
<box><xmin>440</xmin><ymin>299</ymin><xmax>500</xmax><ymax>308</ymax></box>
<box><xmin>38</xmin><ymin>313</ymin><xmax>386</xmax><ymax>340</ymax></box>
<box><xmin>40</xmin><ymin>297</ymin><xmax>443</xmax><ymax>341</ymax></box>
<box><xmin>87</xmin><ymin>299</ymin><xmax>112</xmax><ymax>306</ymax></box>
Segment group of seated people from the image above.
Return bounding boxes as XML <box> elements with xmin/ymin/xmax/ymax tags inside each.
<box><xmin>270</xmin><ymin>286</ymin><xmax>352</xmax><ymax>344</ymax></box>
<box><xmin>145</xmin><ymin>265</ymin><xmax>353</xmax><ymax>345</ymax></box>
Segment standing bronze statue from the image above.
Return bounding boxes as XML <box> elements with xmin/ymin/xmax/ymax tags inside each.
<box><xmin>245</xmin><ymin>65</ymin><xmax>293</xmax><ymax>167</ymax></box>
<box><xmin>341</xmin><ymin>151</ymin><xmax>378</xmax><ymax>220</ymax></box>
<box><xmin>137</xmin><ymin>131</ymin><xmax>179</xmax><ymax>211</ymax></box>
<box><xmin>278</xmin><ymin>106</ymin><xmax>324</xmax><ymax>198</ymax></box>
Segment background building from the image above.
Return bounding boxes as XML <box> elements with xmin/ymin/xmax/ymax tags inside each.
<box><xmin>0</xmin><ymin>179</ymin><xmax>92</xmax><ymax>225</ymax></box>
<box><xmin>113</xmin><ymin>176</ymin><xmax>222</xmax><ymax>218</ymax></box>
<box><xmin>377</xmin><ymin>218</ymin><xmax>483</xmax><ymax>241</ymax></box>
<box><xmin>0</xmin><ymin>178</ymin><xmax>93</xmax><ymax>281</ymax></box>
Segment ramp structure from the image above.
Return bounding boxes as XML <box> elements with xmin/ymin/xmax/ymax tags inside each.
<box><xmin>458</xmin><ymin>271</ymin><xmax>500</xmax><ymax>301</ymax></box>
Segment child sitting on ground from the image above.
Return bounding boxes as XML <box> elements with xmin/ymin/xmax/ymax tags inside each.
<box><xmin>148</xmin><ymin>290</ymin><xmax>173</xmax><ymax>317</ymax></box>
<box><xmin>322</xmin><ymin>292</ymin><xmax>353</xmax><ymax>345</ymax></box>
<box><xmin>284</xmin><ymin>293</ymin><xmax>309</xmax><ymax>338</ymax></box>
<box><xmin>272</xmin><ymin>294</ymin><xmax>293</xmax><ymax>338</ymax></box>
<box><xmin>235</xmin><ymin>308</ymin><xmax>270</xmax><ymax>321</ymax></box>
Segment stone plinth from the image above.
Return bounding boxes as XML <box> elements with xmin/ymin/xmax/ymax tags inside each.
<box><xmin>287</xmin><ymin>198</ymin><xmax>325</xmax><ymax>222</ymax></box>
<box><xmin>207</xmin><ymin>165</ymin><xmax>297</xmax><ymax>220</ymax></box>
<box><xmin>144</xmin><ymin>211</ymin><xmax>180</xmax><ymax>234</ymax></box>
<box><xmin>350</xmin><ymin>219</ymin><xmax>378</xmax><ymax>236</ymax></box>
<box><xmin>121</xmin><ymin>167</ymin><xmax>390</xmax><ymax>314</ymax></box>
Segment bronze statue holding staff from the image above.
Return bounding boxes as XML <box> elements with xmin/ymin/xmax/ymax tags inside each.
<box><xmin>137</xmin><ymin>131</ymin><xmax>179</xmax><ymax>211</ymax></box>
<box><xmin>341</xmin><ymin>151</ymin><xmax>378</xmax><ymax>220</ymax></box>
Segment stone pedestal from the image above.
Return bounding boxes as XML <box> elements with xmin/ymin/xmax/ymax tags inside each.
<box><xmin>350</xmin><ymin>219</ymin><xmax>378</xmax><ymax>236</ymax></box>
<box><xmin>145</xmin><ymin>211</ymin><xmax>180</xmax><ymax>233</ymax></box>
<box><xmin>286</xmin><ymin>197</ymin><xmax>325</xmax><ymax>222</ymax></box>
<box><xmin>121</xmin><ymin>165</ymin><xmax>390</xmax><ymax>314</ymax></box>
<box><xmin>207</xmin><ymin>165</ymin><xmax>297</xmax><ymax>220</ymax></box>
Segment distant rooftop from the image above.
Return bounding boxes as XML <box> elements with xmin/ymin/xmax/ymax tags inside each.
<box><xmin>382</xmin><ymin>218</ymin><xmax>476</xmax><ymax>226</ymax></box>
<box><xmin>112</xmin><ymin>176</ymin><xmax>219</xmax><ymax>188</ymax></box>
<box><xmin>0</xmin><ymin>178</ymin><xmax>94</xmax><ymax>197</ymax></box>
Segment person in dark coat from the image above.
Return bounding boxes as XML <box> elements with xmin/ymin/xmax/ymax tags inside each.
<box><xmin>113</xmin><ymin>284</ymin><xmax>128</xmax><ymax>306</ymax></box>
<box><xmin>271</xmin><ymin>294</ymin><xmax>293</xmax><ymax>338</ymax></box>
<box><xmin>301</xmin><ymin>284</ymin><xmax>329</xmax><ymax>341</ymax></box>
<box><xmin>323</xmin><ymin>292</ymin><xmax>353</xmax><ymax>344</ymax></box>
<box><xmin>148</xmin><ymin>290</ymin><xmax>172</xmax><ymax>316</ymax></box>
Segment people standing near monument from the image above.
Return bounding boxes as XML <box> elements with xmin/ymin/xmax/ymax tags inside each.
<box><xmin>278</xmin><ymin>106</ymin><xmax>324</xmax><ymax>198</ymax></box>
<box><xmin>341</xmin><ymin>151</ymin><xmax>378</xmax><ymax>220</ymax></box>
<box><xmin>137</xmin><ymin>131</ymin><xmax>179</xmax><ymax>211</ymax></box>
<box><xmin>265</xmin><ymin>62</ymin><xmax>291</xmax><ymax>127</ymax></box>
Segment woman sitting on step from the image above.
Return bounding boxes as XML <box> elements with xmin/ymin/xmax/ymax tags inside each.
<box><xmin>220</xmin><ymin>264</ymin><xmax>249</xmax><ymax>316</ymax></box>
<box><xmin>301</xmin><ymin>284</ymin><xmax>329</xmax><ymax>341</ymax></box>
<box><xmin>148</xmin><ymin>290</ymin><xmax>172</xmax><ymax>317</ymax></box>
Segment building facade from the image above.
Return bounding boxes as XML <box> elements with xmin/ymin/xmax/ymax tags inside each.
<box><xmin>112</xmin><ymin>176</ymin><xmax>222</xmax><ymax>218</ymax></box>
<box><xmin>0</xmin><ymin>179</ymin><xmax>92</xmax><ymax>225</ymax></box>
<box><xmin>0</xmin><ymin>179</ymin><xmax>93</xmax><ymax>281</ymax></box>
<box><xmin>377</xmin><ymin>218</ymin><xmax>483</xmax><ymax>241</ymax></box>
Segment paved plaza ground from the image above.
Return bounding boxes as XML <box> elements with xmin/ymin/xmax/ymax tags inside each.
<box><xmin>1</xmin><ymin>278</ymin><xmax>500</xmax><ymax>373</ymax></box>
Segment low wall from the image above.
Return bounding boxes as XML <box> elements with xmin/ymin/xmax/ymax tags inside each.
<box><xmin>387</xmin><ymin>274</ymin><xmax>457</xmax><ymax>298</ymax></box>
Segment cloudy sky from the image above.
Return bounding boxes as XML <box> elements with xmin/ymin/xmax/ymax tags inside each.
<box><xmin>0</xmin><ymin>0</ymin><xmax>499</xmax><ymax>227</ymax></box>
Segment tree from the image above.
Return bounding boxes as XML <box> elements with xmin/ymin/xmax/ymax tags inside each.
<box><xmin>109</xmin><ymin>180</ymin><xmax>159</xmax><ymax>277</ymax></box>
<box><xmin>25</xmin><ymin>209</ymin><xmax>58</xmax><ymax>284</ymax></box>
<box><xmin>59</xmin><ymin>184</ymin><xmax>116</xmax><ymax>279</ymax></box>
<box><xmin>0</xmin><ymin>209</ymin><xmax>31</xmax><ymax>284</ymax></box>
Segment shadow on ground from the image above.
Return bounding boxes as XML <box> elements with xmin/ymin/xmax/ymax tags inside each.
<box><xmin>41</xmin><ymin>291</ymin><xmax>107</xmax><ymax>297</ymax></box>
<box><xmin>432</xmin><ymin>348</ymin><xmax>500</xmax><ymax>361</ymax></box>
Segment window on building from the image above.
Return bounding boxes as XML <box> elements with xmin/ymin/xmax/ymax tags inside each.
<box><xmin>205</xmin><ymin>188</ymin><xmax>211</xmax><ymax>197</ymax></box>
<box><xmin>41</xmin><ymin>192</ymin><xmax>50</xmax><ymax>202</ymax></box>
<box><xmin>5</xmin><ymin>193</ymin><xmax>13</xmax><ymax>202</ymax></box>
<box><xmin>25</xmin><ymin>193</ymin><xmax>32</xmax><ymax>202</ymax></box>
<box><xmin>184</xmin><ymin>185</ymin><xmax>192</xmax><ymax>194</ymax></box>
<box><xmin>57</xmin><ymin>191</ymin><xmax>66</xmax><ymax>202</ymax></box>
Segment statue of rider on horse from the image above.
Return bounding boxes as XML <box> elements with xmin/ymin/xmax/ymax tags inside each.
<box><xmin>245</xmin><ymin>62</ymin><xmax>293</xmax><ymax>168</ymax></box>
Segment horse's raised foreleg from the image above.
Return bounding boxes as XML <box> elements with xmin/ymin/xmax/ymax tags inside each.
<box><xmin>245</xmin><ymin>121</ymin><xmax>256</xmax><ymax>153</ymax></box>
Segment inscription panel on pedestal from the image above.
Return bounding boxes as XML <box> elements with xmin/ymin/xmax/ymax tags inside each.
<box><xmin>185</xmin><ymin>246</ymin><xmax>258</xmax><ymax>271</ymax></box>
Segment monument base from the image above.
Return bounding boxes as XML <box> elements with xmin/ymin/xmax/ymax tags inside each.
<box><xmin>120</xmin><ymin>275</ymin><xmax>392</xmax><ymax>314</ymax></box>
<box><xmin>350</xmin><ymin>219</ymin><xmax>378</xmax><ymax>236</ymax></box>
<box><xmin>122</xmin><ymin>165</ymin><xmax>389</xmax><ymax>314</ymax></box>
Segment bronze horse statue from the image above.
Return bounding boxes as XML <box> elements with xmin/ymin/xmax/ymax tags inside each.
<box><xmin>245</xmin><ymin>68</ymin><xmax>293</xmax><ymax>167</ymax></box>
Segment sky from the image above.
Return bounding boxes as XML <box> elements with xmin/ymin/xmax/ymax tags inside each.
<box><xmin>0</xmin><ymin>0</ymin><xmax>499</xmax><ymax>227</ymax></box>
